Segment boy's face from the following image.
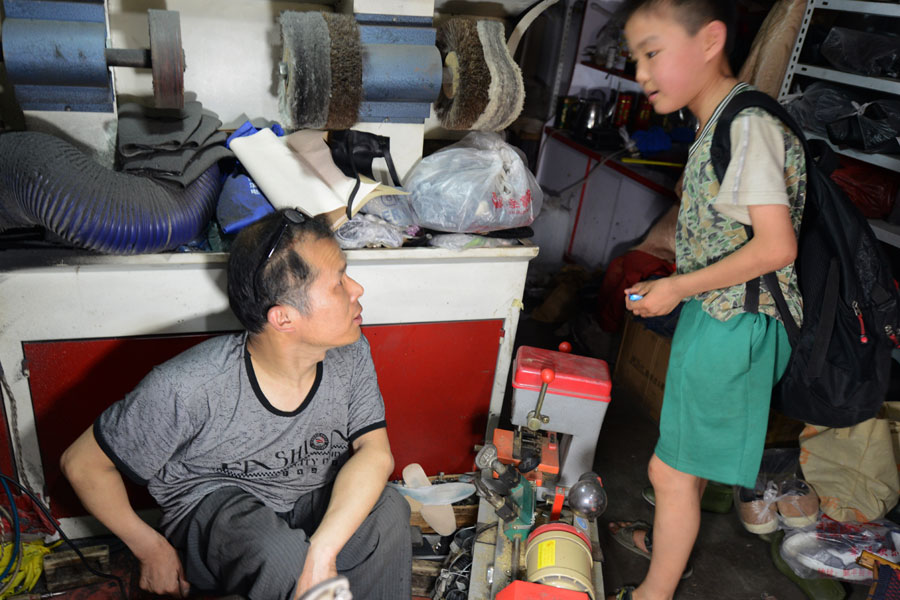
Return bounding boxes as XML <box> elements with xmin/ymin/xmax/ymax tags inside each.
<box><xmin>624</xmin><ymin>6</ymin><xmax>709</xmax><ymax>115</ymax></box>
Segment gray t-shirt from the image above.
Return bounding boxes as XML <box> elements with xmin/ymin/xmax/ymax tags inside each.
<box><xmin>95</xmin><ymin>333</ymin><xmax>386</xmax><ymax>534</ymax></box>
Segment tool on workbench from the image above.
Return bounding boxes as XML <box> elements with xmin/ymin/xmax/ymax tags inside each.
<box><xmin>474</xmin><ymin>443</ymin><xmax>536</xmax><ymax>583</ymax></box>
<box><xmin>495</xmin><ymin>342</ymin><xmax>612</xmax><ymax>491</ymax></box>
<box><xmin>473</xmin><ymin>342</ymin><xmax>612</xmax><ymax>598</ymax></box>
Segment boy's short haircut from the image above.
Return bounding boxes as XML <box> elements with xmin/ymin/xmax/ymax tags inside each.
<box><xmin>623</xmin><ymin>0</ymin><xmax>736</xmax><ymax>56</ymax></box>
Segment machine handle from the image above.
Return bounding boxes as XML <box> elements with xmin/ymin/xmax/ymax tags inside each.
<box><xmin>540</xmin><ymin>367</ymin><xmax>556</xmax><ymax>383</ymax></box>
<box><xmin>558</xmin><ymin>341</ymin><xmax>572</xmax><ymax>353</ymax></box>
<box><xmin>526</xmin><ymin>369</ymin><xmax>555</xmax><ymax>431</ymax></box>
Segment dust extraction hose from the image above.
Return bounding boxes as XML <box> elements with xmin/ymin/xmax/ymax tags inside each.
<box><xmin>0</xmin><ymin>131</ymin><xmax>221</xmax><ymax>254</ymax></box>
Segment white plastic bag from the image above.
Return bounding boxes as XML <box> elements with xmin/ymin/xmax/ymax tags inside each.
<box><xmin>335</xmin><ymin>214</ymin><xmax>412</xmax><ymax>249</ymax></box>
<box><xmin>405</xmin><ymin>132</ymin><xmax>543</xmax><ymax>233</ymax></box>
<box><xmin>780</xmin><ymin>518</ymin><xmax>900</xmax><ymax>582</ymax></box>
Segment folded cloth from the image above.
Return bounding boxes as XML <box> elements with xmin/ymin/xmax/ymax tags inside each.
<box><xmin>122</xmin><ymin>130</ymin><xmax>230</xmax><ymax>175</ymax></box>
<box><xmin>184</xmin><ymin>110</ymin><xmax>224</xmax><ymax>148</ymax></box>
<box><xmin>150</xmin><ymin>142</ymin><xmax>234</xmax><ymax>187</ymax></box>
<box><xmin>117</xmin><ymin>101</ymin><xmax>204</xmax><ymax>157</ymax></box>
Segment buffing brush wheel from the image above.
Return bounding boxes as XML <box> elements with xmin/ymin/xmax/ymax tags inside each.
<box><xmin>279</xmin><ymin>11</ymin><xmax>363</xmax><ymax>130</ymax></box>
<box><xmin>436</xmin><ymin>18</ymin><xmax>525</xmax><ymax>131</ymax></box>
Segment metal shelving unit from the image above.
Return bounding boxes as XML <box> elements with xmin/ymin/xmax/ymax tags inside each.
<box><xmin>777</xmin><ymin>0</ymin><xmax>900</xmax><ymax>248</ymax></box>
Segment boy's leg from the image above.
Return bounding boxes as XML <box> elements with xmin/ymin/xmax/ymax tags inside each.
<box><xmin>633</xmin><ymin>454</ymin><xmax>704</xmax><ymax>600</ymax></box>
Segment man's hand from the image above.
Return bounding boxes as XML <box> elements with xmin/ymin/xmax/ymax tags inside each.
<box><xmin>134</xmin><ymin>535</ymin><xmax>190</xmax><ymax>597</ymax></box>
<box><xmin>293</xmin><ymin>546</ymin><xmax>338</xmax><ymax>600</ymax></box>
<box><xmin>624</xmin><ymin>276</ymin><xmax>684</xmax><ymax>318</ymax></box>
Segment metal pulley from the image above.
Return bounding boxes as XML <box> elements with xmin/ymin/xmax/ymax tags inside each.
<box><xmin>105</xmin><ymin>9</ymin><xmax>185</xmax><ymax>109</ymax></box>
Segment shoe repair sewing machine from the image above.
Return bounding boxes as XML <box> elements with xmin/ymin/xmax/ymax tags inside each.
<box><xmin>468</xmin><ymin>343</ymin><xmax>612</xmax><ymax>599</ymax></box>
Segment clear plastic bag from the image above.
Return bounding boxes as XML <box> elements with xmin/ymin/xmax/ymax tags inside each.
<box><xmin>360</xmin><ymin>194</ymin><xmax>418</xmax><ymax>227</ymax></box>
<box><xmin>335</xmin><ymin>214</ymin><xmax>414</xmax><ymax>249</ymax></box>
<box><xmin>428</xmin><ymin>233</ymin><xmax>518</xmax><ymax>250</ymax></box>
<box><xmin>780</xmin><ymin>518</ymin><xmax>900</xmax><ymax>582</ymax></box>
<box><xmin>405</xmin><ymin>132</ymin><xmax>543</xmax><ymax>233</ymax></box>
<box><xmin>734</xmin><ymin>449</ymin><xmax>821</xmax><ymax>535</ymax></box>
<box><xmin>820</xmin><ymin>27</ymin><xmax>900</xmax><ymax>79</ymax></box>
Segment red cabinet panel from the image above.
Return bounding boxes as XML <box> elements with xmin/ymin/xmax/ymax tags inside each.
<box><xmin>24</xmin><ymin>320</ymin><xmax>502</xmax><ymax>520</ymax></box>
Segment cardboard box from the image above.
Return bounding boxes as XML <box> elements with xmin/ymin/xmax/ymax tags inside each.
<box><xmin>614</xmin><ymin>315</ymin><xmax>671</xmax><ymax>422</ymax></box>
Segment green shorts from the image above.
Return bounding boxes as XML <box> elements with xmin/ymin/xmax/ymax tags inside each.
<box><xmin>654</xmin><ymin>300</ymin><xmax>791</xmax><ymax>488</ymax></box>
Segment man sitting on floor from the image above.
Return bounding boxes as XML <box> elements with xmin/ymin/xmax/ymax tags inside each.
<box><xmin>61</xmin><ymin>208</ymin><xmax>412</xmax><ymax>600</ymax></box>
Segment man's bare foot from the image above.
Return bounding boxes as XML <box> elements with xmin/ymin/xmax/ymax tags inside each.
<box><xmin>608</xmin><ymin>521</ymin><xmax>650</xmax><ymax>554</ymax></box>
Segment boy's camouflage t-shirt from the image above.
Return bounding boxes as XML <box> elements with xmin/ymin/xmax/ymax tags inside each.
<box><xmin>678</xmin><ymin>83</ymin><xmax>806</xmax><ymax>324</ymax></box>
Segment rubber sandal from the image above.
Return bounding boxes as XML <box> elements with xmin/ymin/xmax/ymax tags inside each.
<box><xmin>613</xmin><ymin>585</ymin><xmax>636</xmax><ymax>599</ymax></box>
<box><xmin>609</xmin><ymin>520</ymin><xmax>694</xmax><ymax>579</ymax></box>
<box><xmin>611</xmin><ymin>520</ymin><xmax>652</xmax><ymax>560</ymax></box>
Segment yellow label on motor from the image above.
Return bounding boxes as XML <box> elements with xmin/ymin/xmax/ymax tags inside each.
<box><xmin>537</xmin><ymin>539</ymin><xmax>556</xmax><ymax>569</ymax></box>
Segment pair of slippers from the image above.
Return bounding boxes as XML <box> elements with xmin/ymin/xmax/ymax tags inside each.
<box><xmin>609</xmin><ymin>520</ymin><xmax>693</xmax><ymax>579</ymax></box>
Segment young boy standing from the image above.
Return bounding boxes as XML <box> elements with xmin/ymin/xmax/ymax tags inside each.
<box><xmin>609</xmin><ymin>1</ymin><xmax>806</xmax><ymax>599</ymax></box>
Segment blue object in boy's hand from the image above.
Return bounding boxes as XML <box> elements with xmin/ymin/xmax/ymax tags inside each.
<box><xmin>628</xmin><ymin>294</ymin><xmax>644</xmax><ymax>301</ymax></box>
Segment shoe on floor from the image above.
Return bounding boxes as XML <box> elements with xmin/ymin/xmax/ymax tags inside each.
<box><xmin>737</xmin><ymin>486</ymin><xmax>778</xmax><ymax>534</ymax></box>
<box><xmin>777</xmin><ymin>479</ymin><xmax>819</xmax><ymax>528</ymax></box>
<box><xmin>608</xmin><ymin>520</ymin><xmax>693</xmax><ymax>579</ymax></box>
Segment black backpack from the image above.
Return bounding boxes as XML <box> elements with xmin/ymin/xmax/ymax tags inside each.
<box><xmin>710</xmin><ymin>90</ymin><xmax>900</xmax><ymax>428</ymax></box>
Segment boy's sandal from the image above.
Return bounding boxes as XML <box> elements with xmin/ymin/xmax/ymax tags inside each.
<box><xmin>613</xmin><ymin>585</ymin><xmax>636</xmax><ymax>599</ymax></box>
<box><xmin>611</xmin><ymin>520</ymin><xmax>652</xmax><ymax>560</ymax></box>
<box><xmin>610</xmin><ymin>520</ymin><xmax>694</xmax><ymax>579</ymax></box>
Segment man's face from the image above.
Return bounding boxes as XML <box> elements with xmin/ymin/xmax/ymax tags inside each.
<box><xmin>291</xmin><ymin>237</ymin><xmax>364</xmax><ymax>349</ymax></box>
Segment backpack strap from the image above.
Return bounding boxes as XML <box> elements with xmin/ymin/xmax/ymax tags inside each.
<box><xmin>710</xmin><ymin>90</ymin><xmax>805</xmax><ymax>341</ymax></box>
<box><xmin>810</xmin><ymin>259</ymin><xmax>840</xmax><ymax>377</ymax></box>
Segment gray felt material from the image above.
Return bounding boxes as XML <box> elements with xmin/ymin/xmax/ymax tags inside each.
<box><xmin>146</xmin><ymin>141</ymin><xmax>233</xmax><ymax>187</ymax></box>
<box><xmin>122</xmin><ymin>130</ymin><xmax>229</xmax><ymax>175</ymax></box>
<box><xmin>117</xmin><ymin>101</ymin><xmax>203</xmax><ymax>157</ymax></box>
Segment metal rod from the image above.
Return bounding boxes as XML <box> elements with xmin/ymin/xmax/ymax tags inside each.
<box><xmin>510</xmin><ymin>535</ymin><xmax>521</xmax><ymax>582</ymax></box>
<box><xmin>105</xmin><ymin>48</ymin><xmax>151</xmax><ymax>68</ymax></box>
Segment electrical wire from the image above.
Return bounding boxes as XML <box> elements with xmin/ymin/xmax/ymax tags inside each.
<box><xmin>0</xmin><ymin>474</ymin><xmax>127</xmax><ymax>600</ymax></box>
<box><xmin>0</xmin><ymin>504</ymin><xmax>21</xmax><ymax>597</ymax></box>
<box><xmin>0</xmin><ymin>361</ymin><xmax>36</xmax><ymax>495</ymax></box>
<box><xmin>541</xmin><ymin>148</ymin><xmax>628</xmax><ymax>199</ymax></box>
<box><xmin>0</xmin><ymin>480</ymin><xmax>19</xmax><ymax>583</ymax></box>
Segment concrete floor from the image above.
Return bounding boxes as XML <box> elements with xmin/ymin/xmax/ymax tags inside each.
<box><xmin>594</xmin><ymin>385</ymin><xmax>869</xmax><ymax>600</ymax></box>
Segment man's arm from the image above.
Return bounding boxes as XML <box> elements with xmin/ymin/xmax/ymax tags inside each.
<box><xmin>60</xmin><ymin>426</ymin><xmax>190</xmax><ymax>597</ymax></box>
<box><xmin>625</xmin><ymin>204</ymin><xmax>797</xmax><ymax>318</ymax></box>
<box><xmin>293</xmin><ymin>427</ymin><xmax>394</xmax><ymax>599</ymax></box>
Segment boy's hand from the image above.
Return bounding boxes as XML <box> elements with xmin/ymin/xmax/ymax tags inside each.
<box><xmin>624</xmin><ymin>276</ymin><xmax>683</xmax><ymax>317</ymax></box>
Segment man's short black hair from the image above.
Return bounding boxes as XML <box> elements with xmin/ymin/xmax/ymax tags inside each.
<box><xmin>227</xmin><ymin>209</ymin><xmax>334</xmax><ymax>334</ymax></box>
<box><xmin>624</xmin><ymin>0</ymin><xmax>736</xmax><ymax>56</ymax></box>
